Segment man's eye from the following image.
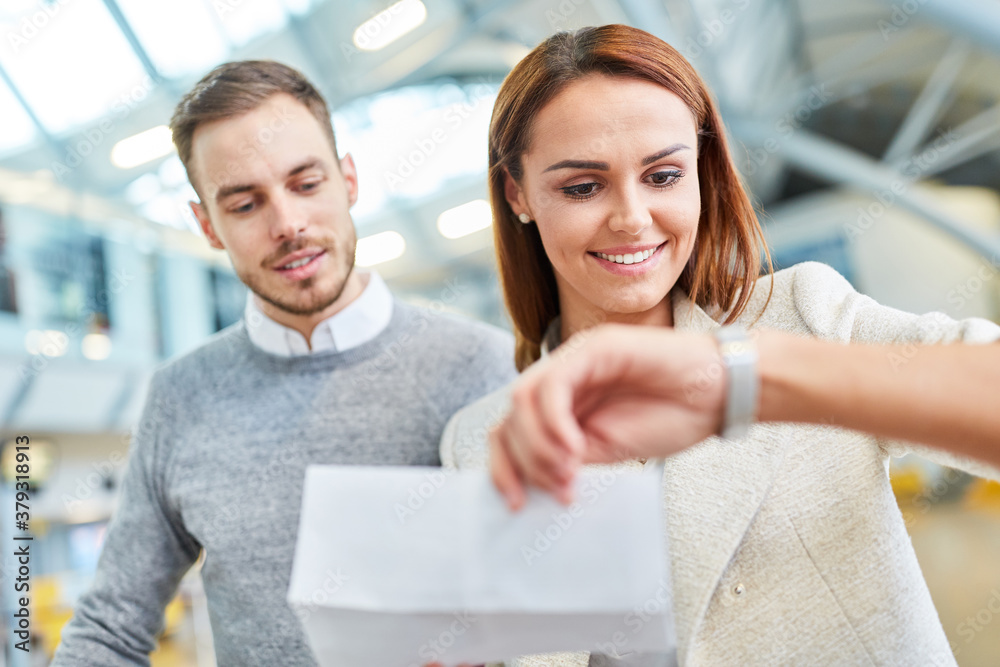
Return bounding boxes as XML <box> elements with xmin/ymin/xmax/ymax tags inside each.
<box><xmin>561</xmin><ymin>182</ymin><xmax>599</xmax><ymax>198</ymax></box>
<box><xmin>299</xmin><ymin>181</ymin><xmax>320</xmax><ymax>192</ymax></box>
<box><xmin>231</xmin><ymin>202</ymin><xmax>254</xmax><ymax>214</ymax></box>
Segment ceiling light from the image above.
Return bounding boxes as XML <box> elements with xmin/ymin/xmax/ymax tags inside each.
<box><xmin>352</xmin><ymin>0</ymin><xmax>427</xmax><ymax>52</ymax></box>
<box><xmin>356</xmin><ymin>231</ymin><xmax>406</xmax><ymax>267</ymax></box>
<box><xmin>26</xmin><ymin>329</ymin><xmax>68</xmax><ymax>357</ymax></box>
<box><xmin>82</xmin><ymin>333</ymin><xmax>112</xmax><ymax>360</ymax></box>
<box><xmin>437</xmin><ymin>199</ymin><xmax>492</xmax><ymax>239</ymax></box>
<box><xmin>111</xmin><ymin>125</ymin><xmax>175</xmax><ymax>169</ymax></box>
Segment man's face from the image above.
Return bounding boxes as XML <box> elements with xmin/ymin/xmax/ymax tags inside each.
<box><xmin>189</xmin><ymin>93</ymin><xmax>359</xmax><ymax>317</ymax></box>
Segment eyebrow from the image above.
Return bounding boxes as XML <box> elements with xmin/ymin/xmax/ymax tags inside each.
<box><xmin>542</xmin><ymin>143</ymin><xmax>691</xmax><ymax>173</ymax></box>
<box><xmin>214</xmin><ymin>158</ymin><xmax>327</xmax><ymax>203</ymax></box>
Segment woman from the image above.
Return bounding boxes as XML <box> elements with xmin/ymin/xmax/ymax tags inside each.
<box><xmin>440</xmin><ymin>24</ymin><xmax>1000</xmax><ymax>667</ymax></box>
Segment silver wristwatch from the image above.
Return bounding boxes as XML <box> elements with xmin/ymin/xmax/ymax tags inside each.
<box><xmin>714</xmin><ymin>325</ymin><xmax>758</xmax><ymax>440</ymax></box>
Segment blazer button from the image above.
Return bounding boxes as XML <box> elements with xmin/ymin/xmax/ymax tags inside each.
<box><xmin>733</xmin><ymin>583</ymin><xmax>746</xmax><ymax>597</ymax></box>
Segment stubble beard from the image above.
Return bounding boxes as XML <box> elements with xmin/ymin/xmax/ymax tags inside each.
<box><xmin>240</xmin><ymin>237</ymin><xmax>357</xmax><ymax>317</ymax></box>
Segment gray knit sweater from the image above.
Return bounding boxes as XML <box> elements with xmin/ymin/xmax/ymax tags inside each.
<box><xmin>52</xmin><ymin>300</ymin><xmax>517</xmax><ymax>666</ymax></box>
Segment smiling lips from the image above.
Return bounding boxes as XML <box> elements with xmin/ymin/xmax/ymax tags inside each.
<box><xmin>273</xmin><ymin>248</ymin><xmax>327</xmax><ymax>281</ymax></box>
<box><xmin>591</xmin><ymin>241</ymin><xmax>666</xmax><ymax>266</ymax></box>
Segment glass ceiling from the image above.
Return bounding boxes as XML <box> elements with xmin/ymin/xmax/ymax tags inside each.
<box><xmin>0</xmin><ymin>0</ymin><xmax>495</xmax><ymax>231</ymax></box>
<box><xmin>0</xmin><ymin>0</ymin><xmax>316</xmax><ymax>148</ymax></box>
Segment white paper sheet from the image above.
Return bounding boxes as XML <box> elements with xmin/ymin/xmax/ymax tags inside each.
<box><xmin>287</xmin><ymin>464</ymin><xmax>675</xmax><ymax>666</ymax></box>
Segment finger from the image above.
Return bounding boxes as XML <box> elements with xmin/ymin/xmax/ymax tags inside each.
<box><xmin>534</xmin><ymin>366</ymin><xmax>588</xmax><ymax>460</ymax></box>
<box><xmin>489</xmin><ymin>423</ymin><xmax>525</xmax><ymax>511</ymax></box>
<box><xmin>507</xmin><ymin>383</ymin><xmax>577</xmax><ymax>489</ymax></box>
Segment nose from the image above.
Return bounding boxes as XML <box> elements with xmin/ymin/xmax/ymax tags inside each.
<box><xmin>608</xmin><ymin>182</ymin><xmax>652</xmax><ymax>235</ymax></box>
<box><xmin>268</xmin><ymin>190</ymin><xmax>308</xmax><ymax>240</ymax></box>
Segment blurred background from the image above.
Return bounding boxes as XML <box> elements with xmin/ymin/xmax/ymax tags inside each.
<box><xmin>0</xmin><ymin>0</ymin><xmax>998</xmax><ymax>664</ymax></box>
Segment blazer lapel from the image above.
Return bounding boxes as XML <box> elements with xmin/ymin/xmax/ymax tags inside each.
<box><xmin>665</xmin><ymin>289</ymin><xmax>790</xmax><ymax>657</ymax></box>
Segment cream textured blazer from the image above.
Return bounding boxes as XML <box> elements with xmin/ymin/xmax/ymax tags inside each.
<box><xmin>440</xmin><ymin>262</ymin><xmax>1000</xmax><ymax>667</ymax></box>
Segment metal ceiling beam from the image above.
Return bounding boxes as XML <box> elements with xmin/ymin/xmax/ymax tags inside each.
<box><xmin>100</xmin><ymin>0</ymin><xmax>167</xmax><ymax>89</ymax></box>
<box><xmin>882</xmin><ymin>38</ymin><xmax>970</xmax><ymax>163</ymax></box>
<box><xmin>770</xmin><ymin>31</ymin><xmax>943</xmax><ymax>116</ymax></box>
<box><xmin>0</xmin><ymin>60</ymin><xmax>64</xmax><ymax>162</ymax></box>
<box><xmin>905</xmin><ymin>104</ymin><xmax>1000</xmax><ymax>176</ymax></box>
<box><xmin>912</xmin><ymin>0</ymin><xmax>1000</xmax><ymax>58</ymax></box>
<box><xmin>732</xmin><ymin>120</ymin><xmax>1000</xmax><ymax>261</ymax></box>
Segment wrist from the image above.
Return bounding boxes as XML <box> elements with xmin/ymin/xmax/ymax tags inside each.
<box><xmin>757</xmin><ymin>330</ymin><xmax>839</xmax><ymax>425</ymax></box>
<box><xmin>714</xmin><ymin>326</ymin><xmax>759</xmax><ymax>440</ymax></box>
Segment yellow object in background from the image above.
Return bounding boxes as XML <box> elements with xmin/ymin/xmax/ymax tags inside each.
<box><xmin>889</xmin><ymin>462</ymin><xmax>927</xmax><ymax>501</ymax></box>
<box><xmin>36</xmin><ymin>573</ymin><xmax>188</xmax><ymax>660</ymax></box>
<box><xmin>964</xmin><ymin>479</ymin><xmax>1000</xmax><ymax>515</ymax></box>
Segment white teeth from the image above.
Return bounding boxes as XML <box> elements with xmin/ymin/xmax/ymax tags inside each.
<box><xmin>596</xmin><ymin>246</ymin><xmax>658</xmax><ymax>265</ymax></box>
<box><xmin>282</xmin><ymin>255</ymin><xmax>314</xmax><ymax>269</ymax></box>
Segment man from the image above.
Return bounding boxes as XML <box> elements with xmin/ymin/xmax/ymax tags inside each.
<box><xmin>53</xmin><ymin>61</ymin><xmax>516</xmax><ymax>665</ymax></box>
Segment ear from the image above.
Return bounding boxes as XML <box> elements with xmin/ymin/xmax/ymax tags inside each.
<box><xmin>190</xmin><ymin>201</ymin><xmax>225</xmax><ymax>250</ymax></box>
<box><xmin>503</xmin><ymin>167</ymin><xmax>529</xmax><ymax>220</ymax></box>
<box><xmin>339</xmin><ymin>153</ymin><xmax>359</xmax><ymax>208</ymax></box>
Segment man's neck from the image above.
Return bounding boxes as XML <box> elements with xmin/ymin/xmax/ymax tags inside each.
<box><xmin>256</xmin><ymin>271</ymin><xmax>367</xmax><ymax>348</ymax></box>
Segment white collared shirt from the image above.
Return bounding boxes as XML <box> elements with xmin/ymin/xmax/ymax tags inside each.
<box><xmin>244</xmin><ymin>270</ymin><xmax>394</xmax><ymax>356</ymax></box>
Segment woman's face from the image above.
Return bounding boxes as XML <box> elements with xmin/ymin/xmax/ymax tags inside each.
<box><xmin>505</xmin><ymin>74</ymin><xmax>701</xmax><ymax>330</ymax></box>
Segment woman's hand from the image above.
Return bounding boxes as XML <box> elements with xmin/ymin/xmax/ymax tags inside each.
<box><xmin>489</xmin><ymin>324</ymin><xmax>726</xmax><ymax>509</ymax></box>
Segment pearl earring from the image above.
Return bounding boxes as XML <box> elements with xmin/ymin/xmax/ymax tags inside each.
<box><xmin>518</xmin><ymin>213</ymin><xmax>531</xmax><ymax>224</ymax></box>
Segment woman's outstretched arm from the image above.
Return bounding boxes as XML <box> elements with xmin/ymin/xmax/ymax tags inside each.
<box><xmin>489</xmin><ymin>325</ymin><xmax>1000</xmax><ymax>509</ymax></box>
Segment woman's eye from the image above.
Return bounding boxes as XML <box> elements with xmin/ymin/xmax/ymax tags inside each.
<box><xmin>648</xmin><ymin>170</ymin><xmax>683</xmax><ymax>186</ymax></box>
<box><xmin>561</xmin><ymin>182</ymin><xmax>599</xmax><ymax>198</ymax></box>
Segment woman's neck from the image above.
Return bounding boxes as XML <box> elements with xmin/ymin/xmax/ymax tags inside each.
<box><xmin>559</xmin><ymin>295</ymin><xmax>673</xmax><ymax>343</ymax></box>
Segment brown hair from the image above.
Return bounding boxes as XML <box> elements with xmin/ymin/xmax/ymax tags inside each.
<box><xmin>170</xmin><ymin>60</ymin><xmax>337</xmax><ymax>197</ymax></box>
<box><xmin>490</xmin><ymin>25</ymin><xmax>773</xmax><ymax>370</ymax></box>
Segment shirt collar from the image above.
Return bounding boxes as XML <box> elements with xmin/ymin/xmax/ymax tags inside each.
<box><xmin>244</xmin><ymin>270</ymin><xmax>394</xmax><ymax>356</ymax></box>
